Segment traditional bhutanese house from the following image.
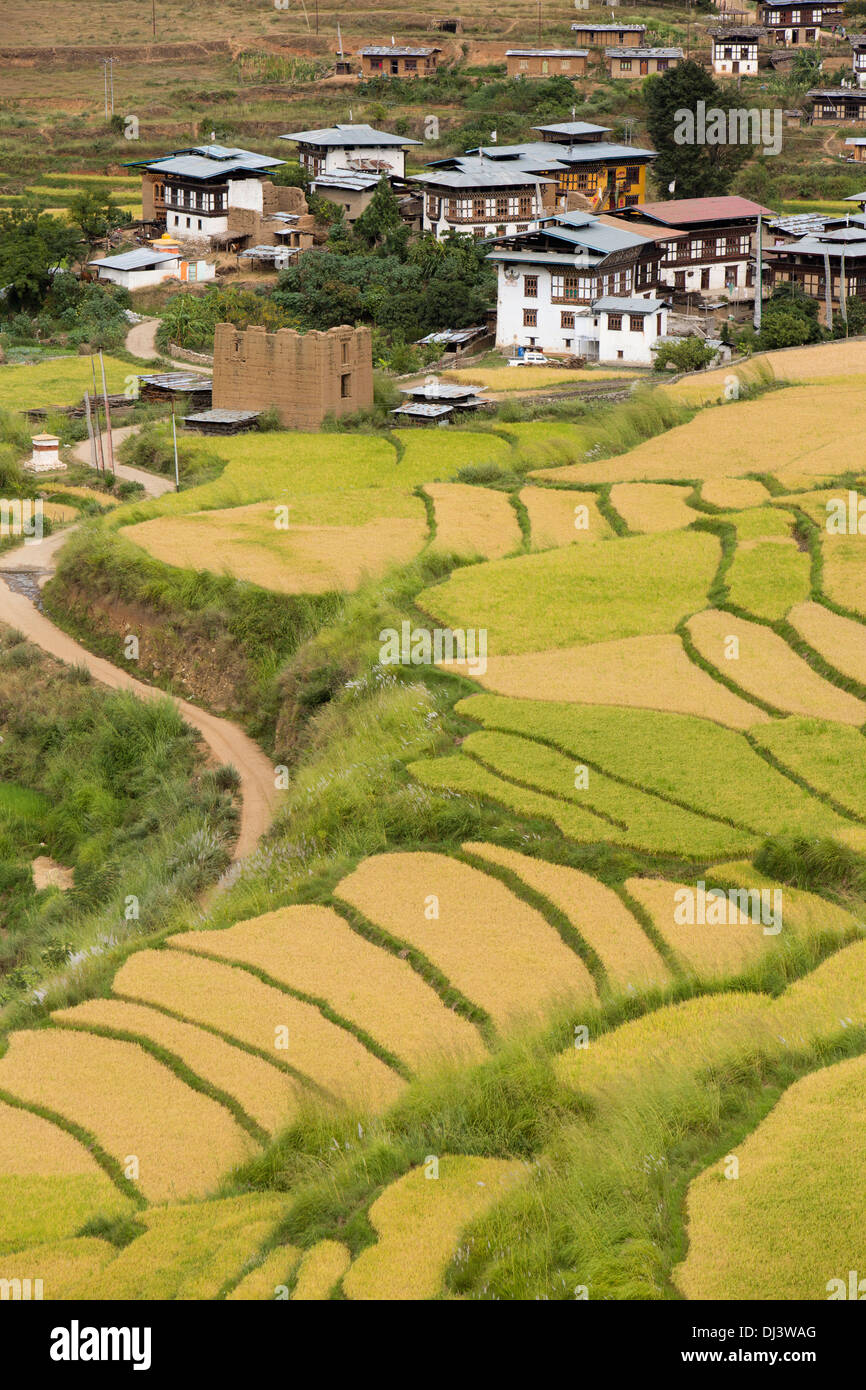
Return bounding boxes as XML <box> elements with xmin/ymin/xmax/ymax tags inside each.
<box><xmin>766</xmin><ymin>220</ymin><xmax>866</xmax><ymax>321</ymax></box>
<box><xmin>505</xmin><ymin>49</ymin><xmax>589</xmax><ymax>78</ymax></box>
<box><xmin>466</xmin><ymin>126</ymin><xmax>657</xmax><ymax>212</ymax></box>
<box><xmin>358</xmin><ymin>45</ymin><xmax>441</xmax><ymax>77</ymax></box>
<box><xmin>280</xmin><ymin>123</ymin><xmax>421</xmax><ymax>180</ymax></box>
<box><xmin>411</xmin><ymin>154</ymin><xmax>557</xmax><ymax>241</ymax></box>
<box><xmin>622</xmin><ymin>196</ymin><xmax>774</xmax><ymax>302</ymax></box>
<box><xmin>125</xmin><ymin>145</ymin><xmax>285</xmax><ymax>243</ymax></box>
<box><xmin>606</xmin><ymin>47</ymin><xmax>684</xmax><ymax>78</ymax></box>
<box><xmin>570</xmin><ymin>23</ymin><xmax>647</xmax><ymax>51</ymax></box>
<box><xmin>808</xmin><ymin>86</ymin><xmax>866</xmax><ymax>122</ymax></box>
<box><xmin>88</xmin><ymin>247</ymin><xmax>216</xmax><ymax>290</ymax></box>
<box><xmin>852</xmin><ymin>35</ymin><xmax>866</xmax><ymax>88</ymax></box>
<box><xmin>845</xmin><ymin>137</ymin><xmax>866</xmax><ymax>161</ymax></box>
<box><xmin>710</xmin><ymin>26</ymin><xmax>764</xmax><ymax>75</ymax></box>
<box><xmin>757</xmin><ymin>0</ymin><xmax>842</xmax><ymax>46</ymax></box>
<box><xmin>488</xmin><ymin>211</ymin><xmax>670</xmax><ymax>362</ymax></box>
<box><xmin>309</xmin><ymin>169</ymin><xmax>383</xmax><ymax>221</ymax></box>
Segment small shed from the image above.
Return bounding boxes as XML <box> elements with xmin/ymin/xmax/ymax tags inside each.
<box><xmin>136</xmin><ymin>372</ymin><xmax>213</xmax><ymax>409</ymax></box>
<box><xmin>89</xmin><ymin>248</ymin><xmax>182</xmax><ymax>290</ymax></box>
<box><xmin>184</xmin><ymin>409</ymin><xmax>261</xmax><ymax>435</ymax></box>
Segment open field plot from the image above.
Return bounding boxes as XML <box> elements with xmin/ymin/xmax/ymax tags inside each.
<box><xmin>53</xmin><ymin>998</ymin><xmax>302</xmax><ymax>1137</ymax></box>
<box><xmin>227</xmin><ymin>1244</ymin><xmax>301</xmax><ymax>1301</ymax></box>
<box><xmin>0</xmin><ymin>1027</ymin><xmax>256</xmax><ymax>1201</ymax></box>
<box><xmin>120</xmin><ymin>498</ymin><xmax>428</xmax><ymax>596</ymax></box>
<box><xmin>749</xmin><ymin>716</ymin><xmax>866</xmax><ymax>818</ymax></box>
<box><xmin>0</xmin><ymin>1238</ymin><xmax>117</xmax><ymax>1301</ymax></box>
<box><xmin>166</xmin><ymin>904</ymin><xmax>486</xmax><ymax>1072</ymax></box>
<box><xmin>626</xmin><ymin>875</ymin><xmax>789</xmax><ymax>981</ymax></box>
<box><xmin>707</xmin><ymin>861</ymin><xmax>862</xmax><ymax>957</ymax></box>
<box><xmin>114</xmin><ymin>949</ymin><xmax>406</xmax><ymax>1114</ymax></box>
<box><xmin>0</xmin><ymin>1100</ymin><xmax>134</xmax><ymax>1255</ymax></box>
<box><xmin>608</xmin><ymin>483</ymin><xmax>698</xmax><ymax>534</ymax></box>
<box><xmin>456</xmin><ymin>696</ymin><xmax>851</xmax><ymax>837</ymax></box>
<box><xmin>686</xmin><ymin>610</ymin><xmax>866</xmax><ymax>724</ymax></box>
<box><xmin>421</xmin><ymin>530</ymin><xmax>720</xmax><ymax>655</ymax></box>
<box><xmin>822</xmin><ymin>534</ymin><xmax>866</xmax><ymax>618</ymax></box>
<box><xmin>336</xmin><ymin>852</ymin><xmax>597</xmax><ymax>1029</ymax></box>
<box><xmin>292</xmin><ymin>1241</ymin><xmax>352</xmax><ymax>1301</ymax></box>
<box><xmin>463</xmin><ymin>843</ymin><xmax>671</xmax><ymax>993</ymax></box>
<box><xmin>725</xmin><ymin>507</ymin><xmax>793</xmax><ymax>541</ymax></box>
<box><xmin>342</xmin><ymin>1156</ymin><xmax>525</xmax><ymax>1301</ymax></box>
<box><xmin>674</xmin><ymin>1054</ymin><xmax>866</xmax><ymax>1300</ymax></box>
<box><xmin>460</xmin><ymin>728</ymin><xmax>751</xmax><ymax>857</ymax></box>
<box><xmin>425</xmin><ymin>482</ymin><xmax>521</xmax><ymax>561</ymax></box>
<box><xmin>665</xmin><ymin>340</ymin><xmax>866</xmax><ymax>408</ymax></box>
<box><xmin>442</xmin><ymin>366</ymin><xmax>635</xmax><ymax>392</ymax></box>
<box><xmin>700</xmin><ymin>477</ymin><xmax>771</xmax><ymax>510</ymax></box>
<box><xmin>540</xmin><ymin>383</ymin><xmax>866</xmax><ymax>486</ymax></box>
<box><xmin>0</xmin><ymin>355</ymin><xmax>134</xmax><ymax>411</ymax></box>
<box><xmin>725</xmin><ymin>541</ymin><xmax>811</xmax><ymax>620</ymax></box>
<box><xmin>519</xmin><ymin>486</ymin><xmax>611</xmax><ymax>549</ymax></box>
<box><xmin>788</xmin><ymin>602</ymin><xmax>866</xmax><ymax>687</ymax></box>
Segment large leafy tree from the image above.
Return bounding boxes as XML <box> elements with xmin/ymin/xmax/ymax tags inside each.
<box><xmin>0</xmin><ymin>207</ymin><xmax>79</xmax><ymax>310</ymax></box>
<box><xmin>67</xmin><ymin>191</ymin><xmax>130</xmax><ymax>264</ymax></box>
<box><xmin>644</xmin><ymin>60</ymin><xmax>752</xmax><ymax>198</ymax></box>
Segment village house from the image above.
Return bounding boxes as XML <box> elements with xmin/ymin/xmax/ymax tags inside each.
<box><xmin>505</xmin><ymin>49</ymin><xmax>589</xmax><ymax>78</ymax></box>
<box><xmin>808</xmin><ymin>86</ymin><xmax>866</xmax><ymax>121</ymax></box>
<box><xmin>606</xmin><ymin>47</ymin><xmax>684</xmax><ymax>78</ymax></box>
<box><xmin>570</xmin><ymin>22</ymin><xmax>647</xmax><ymax>51</ymax></box>
<box><xmin>411</xmin><ymin>154</ymin><xmax>557</xmax><ymax>240</ymax></box>
<box><xmin>757</xmin><ymin>0</ymin><xmax>842</xmax><ymax>45</ymax></box>
<box><xmin>488</xmin><ymin>210</ymin><xmax>671</xmax><ymax>363</ymax></box>
<box><xmin>852</xmin><ymin>35</ymin><xmax>866</xmax><ymax>87</ymax></box>
<box><xmin>767</xmin><ymin>215</ymin><xmax>866</xmax><ymax>322</ymax></box>
<box><xmin>127</xmin><ymin>144</ymin><xmax>288</xmax><ymax>244</ymax></box>
<box><xmin>280</xmin><ymin>123</ymin><xmax>420</xmax><ymax>180</ymax></box>
<box><xmin>622</xmin><ymin>196</ymin><xmax>773</xmax><ymax>302</ymax></box>
<box><xmin>358</xmin><ymin>45</ymin><xmax>441</xmax><ymax>78</ymax></box>
<box><xmin>88</xmin><ymin>246</ymin><xmax>215</xmax><ymax>290</ymax></box>
<box><xmin>709</xmin><ymin>26</ymin><xmax>764</xmax><ymax>75</ymax></box>
<box><xmin>462</xmin><ymin>123</ymin><xmax>657</xmax><ymax>213</ymax></box>
<box><xmin>845</xmin><ymin>136</ymin><xmax>866</xmax><ymax>161</ymax></box>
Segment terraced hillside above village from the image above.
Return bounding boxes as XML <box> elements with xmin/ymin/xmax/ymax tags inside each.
<box><xmin>1</xmin><ymin>337</ymin><xmax>866</xmax><ymax>1302</ymax></box>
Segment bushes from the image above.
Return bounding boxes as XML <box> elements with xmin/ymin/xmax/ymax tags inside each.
<box><xmin>117</xmin><ymin>420</ymin><xmax>224</xmax><ymax>485</ymax></box>
<box><xmin>157</xmin><ymin>287</ymin><xmax>294</xmax><ymax>352</ymax></box>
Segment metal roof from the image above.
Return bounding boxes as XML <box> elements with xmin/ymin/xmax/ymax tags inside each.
<box><xmin>709</xmin><ymin>25</ymin><xmax>765</xmax><ymax>36</ymax></box>
<box><xmin>360</xmin><ymin>45</ymin><xmax>440</xmax><ymax>56</ymax></box>
<box><xmin>391</xmin><ymin>402</ymin><xmax>454</xmax><ymax>417</ymax></box>
<box><xmin>184</xmin><ymin>409</ymin><xmax>260</xmax><ymax>423</ymax></box>
<box><xmin>809</xmin><ymin>87</ymin><xmax>866</xmax><ymax>98</ymax></box>
<box><xmin>571</xmin><ymin>22</ymin><xmax>646</xmax><ymax>31</ymax></box>
<box><xmin>506</xmin><ymin>48</ymin><xmax>589</xmax><ymax>57</ymax></box>
<box><xmin>412</xmin><ymin>157</ymin><xmax>557</xmax><ymax>188</ymax></box>
<box><xmin>143</xmin><ymin>154</ymin><xmax>283</xmax><ymax>180</ymax></box>
<box><xmin>90</xmin><ymin>248</ymin><xmax>179</xmax><ymax>270</ymax></box>
<box><xmin>137</xmin><ymin>372</ymin><xmax>213</xmax><ymax>391</ymax></box>
<box><xmin>470</xmin><ymin>140</ymin><xmax>656</xmax><ymax>165</ymax></box>
<box><xmin>532</xmin><ymin>121</ymin><xmax>612</xmax><ymax>137</ymax></box>
<box><xmin>280</xmin><ymin>123</ymin><xmax>420</xmax><ymax>146</ymax></box>
<box><xmin>593</xmin><ymin>296</ymin><xmax>669</xmax><ymax>313</ymax></box>
<box><xmin>401</xmin><ymin>382</ymin><xmax>485</xmax><ymax>399</ymax></box>
<box><xmin>416</xmin><ymin>325</ymin><xmax>488</xmax><ymax>344</ymax></box>
<box><xmin>769</xmin><ymin>212</ymin><xmax>832</xmax><ymax>234</ymax></box>
<box><xmin>772</xmin><ymin>235</ymin><xmax>866</xmax><ymax>257</ymax></box>
<box><xmin>311</xmin><ymin>168</ymin><xmax>383</xmax><ymax>191</ymax></box>
<box><xmin>636</xmin><ymin>196</ymin><xmax>773</xmax><ymax>224</ymax></box>
<box><xmin>607</xmin><ymin>47</ymin><xmax>684</xmax><ymax>58</ymax></box>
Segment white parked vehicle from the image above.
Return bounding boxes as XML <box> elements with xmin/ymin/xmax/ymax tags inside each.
<box><xmin>506</xmin><ymin>352</ymin><xmax>550</xmax><ymax>366</ymax></box>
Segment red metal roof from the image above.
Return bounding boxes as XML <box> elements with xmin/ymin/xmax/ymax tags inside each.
<box><xmin>636</xmin><ymin>196</ymin><xmax>774</xmax><ymax>225</ymax></box>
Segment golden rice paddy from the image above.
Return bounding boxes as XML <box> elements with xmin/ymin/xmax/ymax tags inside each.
<box><xmin>519</xmin><ymin>486</ymin><xmax>611</xmax><ymax>548</ymax></box>
<box><xmin>624</xmin><ymin>877</ymin><xmax>774</xmax><ymax>980</ymax></box>
<box><xmin>709</xmin><ymin>861</ymin><xmax>859</xmax><ymax>954</ymax></box>
<box><xmin>446</xmin><ymin>634</ymin><xmax>768</xmax><ymax>729</ymax></box>
<box><xmin>725</xmin><ymin>541</ymin><xmax>811</xmax><ymax>620</ymax></box>
<box><xmin>462</xmin><ymin>843</ymin><xmax>671</xmax><ymax>993</ymax></box>
<box><xmin>787</xmin><ymin>601</ymin><xmax>866</xmax><ymax>687</ymax></box>
<box><xmin>701</xmin><ymin>477</ymin><xmax>770</xmax><ymax>510</ymax></box>
<box><xmin>821</xmin><ymin>534</ymin><xmax>866</xmax><ymax>620</ymax></box>
<box><xmin>121</xmin><ymin>502</ymin><xmax>427</xmax><ymax>596</ymax></box>
<box><xmin>342</xmin><ymin>1156</ymin><xmax>525</xmax><ymax>1301</ymax></box>
<box><xmin>0</xmin><ymin>1238</ymin><xmax>117</xmax><ymax>1300</ymax></box>
<box><xmin>608</xmin><ymin>483</ymin><xmax>697</xmax><ymax>533</ymax></box>
<box><xmin>114</xmin><ymin>949</ymin><xmax>405</xmax><ymax>1114</ymax></box>
<box><xmin>336</xmin><ymin>852</ymin><xmax>597</xmax><ymax>1030</ymax></box>
<box><xmin>0</xmin><ymin>1100</ymin><xmax>134</xmax><ymax>1254</ymax></box>
<box><xmin>53</xmin><ymin>998</ymin><xmax>303</xmax><ymax>1137</ymax></box>
<box><xmin>227</xmin><ymin>1244</ymin><xmax>302</xmax><ymax>1300</ymax></box>
<box><xmin>426</xmin><ymin>482</ymin><xmax>522</xmax><ymax>561</ymax></box>
<box><xmin>291</xmin><ymin>1240</ymin><xmax>352</xmax><ymax>1300</ymax></box>
<box><xmin>748</xmin><ymin>716</ymin><xmax>866</xmax><ymax>818</ymax></box>
<box><xmin>39</xmin><ymin>501</ymin><xmax>78</xmax><ymax>523</ymax></box>
<box><xmin>674</xmin><ymin>1054</ymin><xmax>866</xmax><ymax>1300</ymax></box>
<box><xmin>167</xmin><ymin>905</ymin><xmax>486</xmax><ymax>1073</ymax></box>
<box><xmin>686</xmin><ymin>609</ymin><xmax>866</xmax><ymax>724</ymax></box>
<box><xmin>0</xmin><ymin>1027</ymin><xmax>256</xmax><ymax>1202</ymax></box>
<box><xmin>77</xmin><ymin>1194</ymin><xmax>288</xmax><ymax>1301</ymax></box>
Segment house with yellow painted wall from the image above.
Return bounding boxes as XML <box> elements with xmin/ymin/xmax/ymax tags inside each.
<box><xmin>467</xmin><ymin>122</ymin><xmax>656</xmax><ymax>213</ymax></box>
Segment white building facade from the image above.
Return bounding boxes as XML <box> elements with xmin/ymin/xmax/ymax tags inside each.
<box><xmin>710</xmin><ymin>28</ymin><xmax>763</xmax><ymax>75</ymax></box>
<box><xmin>414</xmin><ymin>156</ymin><xmax>555</xmax><ymax>240</ymax></box>
<box><xmin>281</xmin><ymin>123</ymin><xmax>420</xmax><ymax>179</ymax></box>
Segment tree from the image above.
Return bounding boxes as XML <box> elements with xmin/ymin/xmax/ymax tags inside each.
<box><xmin>653</xmin><ymin>337</ymin><xmax>719</xmax><ymax>372</ymax></box>
<box><xmin>759</xmin><ymin>282</ymin><xmax>820</xmax><ymax>349</ymax></box>
<box><xmin>644</xmin><ymin>60</ymin><xmax>751</xmax><ymax>198</ymax></box>
<box><xmin>0</xmin><ymin>207</ymin><xmax>78</xmax><ymax>310</ymax></box>
<box><xmin>67</xmin><ymin>191</ymin><xmax>129</xmax><ymax>263</ymax></box>
<box><xmin>354</xmin><ymin>178</ymin><xmax>408</xmax><ymax>256</ymax></box>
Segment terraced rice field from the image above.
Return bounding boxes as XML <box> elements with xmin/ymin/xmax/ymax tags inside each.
<box><xmin>113</xmin><ymin>950</ymin><xmax>405</xmax><ymax>1113</ymax></box>
<box><xmin>336</xmin><ymin>852</ymin><xmax>597</xmax><ymax>1029</ymax></box>
<box><xmin>674</xmin><ymin>1054</ymin><xmax>866</xmax><ymax>1300</ymax></box>
<box><xmin>291</xmin><ymin>1241</ymin><xmax>352</xmax><ymax>1300</ymax></box>
<box><xmin>788</xmin><ymin>602</ymin><xmax>866</xmax><ymax>687</ymax></box>
<box><xmin>701</xmin><ymin>477</ymin><xmax>770</xmax><ymax>510</ymax></box>
<box><xmin>749</xmin><ymin>717</ymin><xmax>866</xmax><ymax>818</ymax></box>
<box><xmin>686</xmin><ymin>610</ymin><xmax>866</xmax><ymax>724</ymax></box>
<box><xmin>165</xmin><ymin>904</ymin><xmax>486</xmax><ymax>1071</ymax></box>
<box><xmin>625</xmin><ymin>875</ymin><xmax>783</xmax><ymax>980</ymax></box>
<box><xmin>342</xmin><ymin>1156</ymin><xmax>525</xmax><ymax>1301</ymax></box>
<box><xmin>0</xmin><ymin>1238</ymin><xmax>117</xmax><ymax>1300</ymax></box>
<box><xmin>725</xmin><ymin>542</ymin><xmax>812</xmax><ymax>620</ymax></box>
<box><xmin>0</xmin><ymin>356</ymin><xmax>133</xmax><ymax>411</ymax></box>
<box><xmin>425</xmin><ymin>482</ymin><xmax>521</xmax><ymax>561</ymax></box>
<box><xmin>818</xmin><ymin>535</ymin><xmax>866</xmax><ymax>619</ymax></box>
<box><xmin>519</xmin><ymin>486</ymin><xmax>612</xmax><ymax>548</ymax></box>
<box><xmin>608</xmin><ymin>482</ymin><xmax>697</xmax><ymax>533</ymax></box>
<box><xmin>227</xmin><ymin>1244</ymin><xmax>301</xmax><ymax>1301</ymax></box>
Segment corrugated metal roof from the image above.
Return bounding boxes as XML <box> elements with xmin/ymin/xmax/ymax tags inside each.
<box><xmin>416</xmin><ymin>325</ymin><xmax>488</xmax><ymax>344</ymax></box>
<box><xmin>636</xmin><ymin>196</ymin><xmax>773</xmax><ymax>224</ymax></box>
<box><xmin>137</xmin><ymin>372</ymin><xmax>213</xmax><ymax>390</ymax></box>
<box><xmin>402</xmin><ymin>382</ymin><xmax>484</xmax><ymax>399</ymax></box>
<box><xmin>391</xmin><ymin>402</ymin><xmax>454</xmax><ymax>417</ymax></box>
<box><xmin>185</xmin><ymin>409</ymin><xmax>260</xmax><ymax>423</ymax></box>
<box><xmin>593</xmin><ymin>296</ymin><xmax>669</xmax><ymax>313</ymax></box>
<box><xmin>506</xmin><ymin>48</ymin><xmax>589</xmax><ymax>57</ymax></box>
<box><xmin>532</xmin><ymin>121</ymin><xmax>612</xmax><ymax>137</ymax></box>
<box><xmin>607</xmin><ymin>47</ymin><xmax>684</xmax><ymax>58</ymax></box>
<box><xmin>709</xmin><ymin>24</ymin><xmax>765</xmax><ymax>36</ymax></box>
<box><xmin>809</xmin><ymin>87</ymin><xmax>866</xmax><ymax>98</ymax></box>
<box><xmin>144</xmin><ymin>154</ymin><xmax>282</xmax><ymax>179</ymax></box>
<box><xmin>470</xmin><ymin>140</ymin><xmax>656</xmax><ymax>164</ymax></box>
<box><xmin>360</xmin><ymin>45</ymin><xmax>440</xmax><ymax>56</ymax></box>
<box><xmin>412</xmin><ymin>157</ymin><xmax>557</xmax><ymax>188</ymax></box>
<box><xmin>773</xmin><ymin>236</ymin><xmax>866</xmax><ymax>257</ymax></box>
<box><xmin>280</xmin><ymin>123</ymin><xmax>420</xmax><ymax>146</ymax></box>
<box><xmin>90</xmin><ymin>249</ymin><xmax>179</xmax><ymax>270</ymax></box>
<box><xmin>312</xmin><ymin>169</ymin><xmax>382</xmax><ymax>191</ymax></box>
<box><xmin>571</xmin><ymin>22</ymin><xmax>646</xmax><ymax>31</ymax></box>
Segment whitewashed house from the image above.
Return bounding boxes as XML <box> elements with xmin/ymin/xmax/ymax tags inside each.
<box><xmin>621</xmin><ymin>196</ymin><xmax>773</xmax><ymax>303</ymax></box>
<box><xmin>488</xmin><ymin>211</ymin><xmax>670</xmax><ymax>363</ymax></box>
<box><xmin>412</xmin><ymin>154</ymin><xmax>557</xmax><ymax>240</ymax></box>
<box><xmin>710</xmin><ymin>26</ymin><xmax>764</xmax><ymax>75</ymax></box>
<box><xmin>89</xmin><ymin>247</ymin><xmax>215</xmax><ymax>290</ymax></box>
<box><xmin>280</xmin><ymin>123</ymin><xmax>421</xmax><ymax>179</ymax></box>
<box><xmin>853</xmin><ymin>35</ymin><xmax>866</xmax><ymax>88</ymax></box>
<box><xmin>128</xmin><ymin>145</ymin><xmax>285</xmax><ymax>244</ymax></box>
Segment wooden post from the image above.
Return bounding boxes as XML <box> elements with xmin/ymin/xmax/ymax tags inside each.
<box><xmin>90</xmin><ymin>357</ymin><xmax>105</xmax><ymax>472</ymax></box>
<box><xmin>99</xmin><ymin>351</ymin><xmax>116</xmax><ymax>475</ymax></box>
<box><xmin>83</xmin><ymin>391</ymin><xmax>98</xmax><ymax>470</ymax></box>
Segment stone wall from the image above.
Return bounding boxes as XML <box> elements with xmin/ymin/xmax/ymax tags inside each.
<box><xmin>212</xmin><ymin>323</ymin><xmax>374</xmax><ymax>429</ymax></box>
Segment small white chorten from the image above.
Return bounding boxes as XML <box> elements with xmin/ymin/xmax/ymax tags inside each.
<box><xmin>26</xmin><ymin>433</ymin><xmax>64</xmax><ymax>472</ymax></box>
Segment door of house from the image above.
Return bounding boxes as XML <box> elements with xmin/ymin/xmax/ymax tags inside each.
<box><xmin>701</xmin><ymin>268</ymin><xmax>710</xmax><ymax>289</ymax></box>
<box><xmin>542</xmin><ymin>59</ymin><xmax>549</xmax><ymax>73</ymax></box>
<box><xmin>732</xmin><ymin>60</ymin><xmax>740</xmax><ymax>72</ymax></box>
<box><xmin>640</xmin><ymin>59</ymin><xmax>648</xmax><ymax>74</ymax></box>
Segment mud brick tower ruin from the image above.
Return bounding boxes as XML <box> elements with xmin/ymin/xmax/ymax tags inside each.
<box><xmin>212</xmin><ymin>323</ymin><xmax>374</xmax><ymax>429</ymax></box>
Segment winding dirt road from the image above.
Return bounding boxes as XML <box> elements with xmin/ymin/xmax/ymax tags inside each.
<box><xmin>0</xmin><ymin>447</ymin><xmax>279</xmax><ymax>861</ymax></box>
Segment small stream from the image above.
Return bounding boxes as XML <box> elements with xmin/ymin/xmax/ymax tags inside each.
<box><xmin>0</xmin><ymin>571</ymin><xmax>47</xmax><ymax>608</ymax></box>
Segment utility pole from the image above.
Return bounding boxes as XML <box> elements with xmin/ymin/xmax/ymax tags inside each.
<box><xmin>90</xmin><ymin>357</ymin><xmax>105</xmax><ymax>472</ymax></box>
<box><xmin>538</xmin><ymin>0</ymin><xmax>542</xmax><ymax>43</ymax></box>
<box><xmin>753</xmin><ymin>214</ymin><xmax>762</xmax><ymax>332</ymax></box>
<box><xmin>99</xmin><ymin>351</ymin><xmax>115</xmax><ymax>475</ymax></box>
<box><xmin>315</xmin><ymin>0</ymin><xmax>319</xmax><ymax>34</ymax></box>
<box><xmin>103</xmin><ymin>58</ymin><xmax>115</xmax><ymax>118</ymax></box>
<box><xmin>152</xmin><ymin>0</ymin><xmax>156</xmax><ymax>39</ymax></box>
<box><xmin>171</xmin><ymin>402</ymin><xmax>180</xmax><ymax>492</ymax></box>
